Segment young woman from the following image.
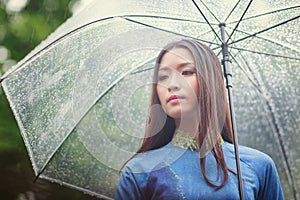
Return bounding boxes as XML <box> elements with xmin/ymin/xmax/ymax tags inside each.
<box><xmin>115</xmin><ymin>39</ymin><xmax>284</xmax><ymax>199</ymax></box>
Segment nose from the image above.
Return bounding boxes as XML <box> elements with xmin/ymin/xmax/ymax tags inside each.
<box><xmin>167</xmin><ymin>73</ymin><xmax>180</xmax><ymax>92</ymax></box>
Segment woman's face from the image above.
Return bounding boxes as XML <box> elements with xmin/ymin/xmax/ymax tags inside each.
<box><xmin>157</xmin><ymin>47</ymin><xmax>199</xmax><ymax>121</ymax></box>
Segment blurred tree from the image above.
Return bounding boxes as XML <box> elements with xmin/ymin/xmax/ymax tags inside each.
<box><xmin>0</xmin><ymin>0</ymin><xmax>78</xmax><ymax>155</ymax></box>
<box><xmin>0</xmin><ymin>0</ymin><xmax>100</xmax><ymax>199</ymax></box>
<box><xmin>0</xmin><ymin>0</ymin><xmax>75</xmax><ymax>65</ymax></box>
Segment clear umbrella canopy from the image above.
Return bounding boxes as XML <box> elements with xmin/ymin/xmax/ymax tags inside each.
<box><xmin>1</xmin><ymin>0</ymin><xmax>299</xmax><ymax>199</ymax></box>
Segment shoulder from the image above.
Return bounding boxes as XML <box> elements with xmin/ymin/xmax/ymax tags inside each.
<box><xmin>239</xmin><ymin>145</ymin><xmax>276</xmax><ymax>173</ymax></box>
<box><xmin>223</xmin><ymin>141</ymin><xmax>274</xmax><ymax>165</ymax></box>
<box><xmin>240</xmin><ymin>145</ymin><xmax>274</xmax><ymax>165</ymax></box>
<box><xmin>222</xmin><ymin>142</ymin><xmax>277</xmax><ymax>177</ymax></box>
<box><xmin>123</xmin><ymin>143</ymin><xmax>186</xmax><ymax>174</ymax></box>
<box><xmin>222</xmin><ymin>142</ymin><xmax>280</xmax><ymax>187</ymax></box>
<box><xmin>222</xmin><ymin>143</ymin><xmax>284</xmax><ymax>199</ymax></box>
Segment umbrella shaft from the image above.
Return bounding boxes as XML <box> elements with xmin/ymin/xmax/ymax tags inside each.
<box><xmin>219</xmin><ymin>23</ymin><xmax>245</xmax><ymax>200</ymax></box>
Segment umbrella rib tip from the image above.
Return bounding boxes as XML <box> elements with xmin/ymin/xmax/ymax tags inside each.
<box><xmin>33</xmin><ymin>172</ymin><xmax>42</xmax><ymax>183</ymax></box>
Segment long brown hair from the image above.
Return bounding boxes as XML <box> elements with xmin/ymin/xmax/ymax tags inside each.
<box><xmin>136</xmin><ymin>39</ymin><xmax>233</xmax><ymax>189</ymax></box>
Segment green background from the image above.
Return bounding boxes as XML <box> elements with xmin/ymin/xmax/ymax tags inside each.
<box><xmin>0</xmin><ymin>0</ymin><xmax>100</xmax><ymax>199</ymax></box>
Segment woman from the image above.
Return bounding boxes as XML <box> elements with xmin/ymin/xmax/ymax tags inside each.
<box><xmin>115</xmin><ymin>39</ymin><xmax>284</xmax><ymax>199</ymax></box>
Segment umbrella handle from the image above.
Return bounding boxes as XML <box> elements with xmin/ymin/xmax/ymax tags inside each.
<box><xmin>220</xmin><ymin>23</ymin><xmax>245</xmax><ymax>200</ymax></box>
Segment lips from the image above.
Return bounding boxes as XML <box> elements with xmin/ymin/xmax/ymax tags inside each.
<box><xmin>167</xmin><ymin>95</ymin><xmax>184</xmax><ymax>103</ymax></box>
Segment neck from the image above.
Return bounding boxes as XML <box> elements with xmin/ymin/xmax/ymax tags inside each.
<box><xmin>175</xmin><ymin>115</ymin><xmax>199</xmax><ymax>137</ymax></box>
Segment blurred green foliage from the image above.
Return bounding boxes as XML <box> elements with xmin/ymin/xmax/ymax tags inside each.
<box><xmin>0</xmin><ymin>0</ymin><xmax>75</xmax><ymax>151</ymax></box>
<box><xmin>0</xmin><ymin>0</ymin><xmax>100</xmax><ymax>199</ymax></box>
<box><xmin>0</xmin><ymin>90</ymin><xmax>21</xmax><ymax>152</ymax></box>
<box><xmin>0</xmin><ymin>0</ymin><xmax>74</xmax><ymax>62</ymax></box>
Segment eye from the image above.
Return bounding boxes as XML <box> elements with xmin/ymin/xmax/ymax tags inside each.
<box><xmin>182</xmin><ymin>70</ymin><xmax>196</xmax><ymax>76</ymax></box>
<box><xmin>158</xmin><ymin>75</ymin><xmax>168</xmax><ymax>81</ymax></box>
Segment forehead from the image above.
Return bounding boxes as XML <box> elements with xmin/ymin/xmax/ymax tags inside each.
<box><xmin>159</xmin><ymin>47</ymin><xmax>194</xmax><ymax>69</ymax></box>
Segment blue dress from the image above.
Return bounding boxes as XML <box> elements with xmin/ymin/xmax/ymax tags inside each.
<box><xmin>115</xmin><ymin>142</ymin><xmax>284</xmax><ymax>200</ymax></box>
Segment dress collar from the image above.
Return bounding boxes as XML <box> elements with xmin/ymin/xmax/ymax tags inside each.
<box><xmin>171</xmin><ymin>129</ymin><xmax>224</xmax><ymax>151</ymax></box>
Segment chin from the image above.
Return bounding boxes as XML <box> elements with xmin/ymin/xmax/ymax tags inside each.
<box><xmin>166</xmin><ymin>110</ymin><xmax>181</xmax><ymax>119</ymax></box>
<box><xmin>166</xmin><ymin>110</ymin><xmax>190</xmax><ymax>119</ymax></box>
<box><xmin>168</xmin><ymin>108</ymin><xmax>199</xmax><ymax>121</ymax></box>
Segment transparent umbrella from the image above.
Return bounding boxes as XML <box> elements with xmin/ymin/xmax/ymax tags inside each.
<box><xmin>0</xmin><ymin>0</ymin><xmax>299</xmax><ymax>199</ymax></box>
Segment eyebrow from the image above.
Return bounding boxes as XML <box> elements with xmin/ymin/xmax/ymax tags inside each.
<box><xmin>158</xmin><ymin>62</ymin><xmax>195</xmax><ymax>71</ymax></box>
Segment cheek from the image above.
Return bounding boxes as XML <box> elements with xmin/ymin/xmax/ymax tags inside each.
<box><xmin>156</xmin><ymin>87</ymin><xmax>167</xmax><ymax>113</ymax></box>
<box><xmin>187</xmin><ymin>77</ymin><xmax>199</xmax><ymax>96</ymax></box>
<box><xmin>192</xmin><ymin>82</ymin><xmax>199</xmax><ymax>96</ymax></box>
<box><xmin>156</xmin><ymin>85</ymin><xmax>165</xmax><ymax>102</ymax></box>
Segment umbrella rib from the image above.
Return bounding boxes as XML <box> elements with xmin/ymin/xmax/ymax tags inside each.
<box><xmin>228</xmin><ymin>14</ymin><xmax>300</xmax><ymax>45</ymax></box>
<box><xmin>131</xmin><ymin>66</ymin><xmax>153</xmax><ymax>74</ymax></box>
<box><xmin>226</xmin><ymin>0</ymin><xmax>254</xmax><ymax>44</ymax></box>
<box><xmin>191</xmin><ymin>0</ymin><xmax>222</xmax><ymax>42</ymax></box>
<box><xmin>224</xmin><ymin>0</ymin><xmax>241</xmax><ymax>23</ymax></box>
<box><xmin>263</xmin><ymin>101</ymin><xmax>298</xmax><ymax>200</ymax></box>
<box><xmin>231</xmin><ymin>47</ymin><xmax>300</xmax><ymax>61</ymax></box>
<box><xmin>194</xmin><ymin>29</ymin><xmax>222</xmax><ymax>49</ymax></box>
<box><xmin>122</xmin><ymin>14</ymin><xmax>219</xmax><ymax>25</ymax></box>
<box><xmin>0</xmin><ymin>14</ymin><xmax>218</xmax><ymax>83</ymax></box>
<box><xmin>226</xmin><ymin>5</ymin><xmax>300</xmax><ymax>25</ymax></box>
<box><xmin>122</xmin><ymin>17</ymin><xmax>219</xmax><ymax>46</ymax></box>
<box><xmin>213</xmin><ymin>26</ymin><xmax>232</xmax><ymax>52</ymax></box>
<box><xmin>225</xmin><ymin>25</ymin><xmax>300</xmax><ymax>56</ymax></box>
<box><xmin>34</xmin><ymin>57</ymin><xmax>156</xmax><ymax>181</ymax></box>
<box><xmin>229</xmin><ymin>52</ymin><xmax>262</xmax><ymax>94</ymax></box>
<box><xmin>196</xmin><ymin>0</ymin><xmax>221</xmax><ymax>23</ymax></box>
<box><xmin>231</xmin><ymin>49</ymin><xmax>298</xmax><ymax>199</ymax></box>
<box><xmin>0</xmin><ymin>16</ymin><xmax>115</xmax><ymax>83</ymax></box>
<box><xmin>208</xmin><ymin>33</ymin><xmax>220</xmax><ymax>49</ymax></box>
<box><xmin>43</xmin><ymin>176</ymin><xmax>114</xmax><ymax>200</ymax></box>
